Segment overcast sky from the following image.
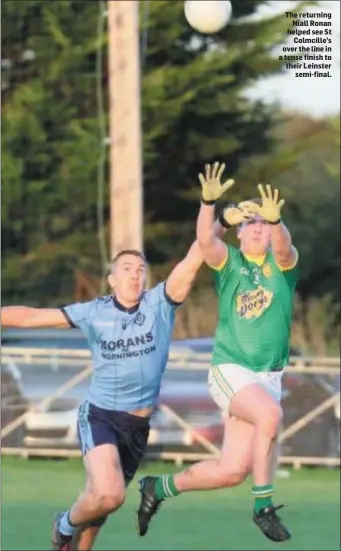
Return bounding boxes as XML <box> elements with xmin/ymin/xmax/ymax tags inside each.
<box><xmin>247</xmin><ymin>0</ymin><xmax>340</xmax><ymax>117</ymax></box>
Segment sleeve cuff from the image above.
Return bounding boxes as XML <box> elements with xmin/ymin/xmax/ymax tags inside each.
<box><xmin>163</xmin><ymin>284</ymin><xmax>183</xmax><ymax>308</ymax></box>
<box><xmin>278</xmin><ymin>247</ymin><xmax>299</xmax><ymax>272</ymax></box>
<box><xmin>60</xmin><ymin>307</ymin><xmax>77</xmax><ymax>328</ymax></box>
<box><xmin>208</xmin><ymin>254</ymin><xmax>228</xmax><ymax>272</ymax></box>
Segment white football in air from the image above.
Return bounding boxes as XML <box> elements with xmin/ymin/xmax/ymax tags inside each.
<box><xmin>184</xmin><ymin>0</ymin><xmax>232</xmax><ymax>34</ymax></box>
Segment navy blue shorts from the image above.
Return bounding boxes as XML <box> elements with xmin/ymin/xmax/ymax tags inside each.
<box><xmin>77</xmin><ymin>401</ymin><xmax>150</xmax><ymax>485</ymax></box>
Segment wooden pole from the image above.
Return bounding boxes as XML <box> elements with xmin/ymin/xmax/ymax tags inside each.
<box><xmin>107</xmin><ymin>0</ymin><xmax>143</xmax><ymax>260</ymax></box>
<box><xmin>279</xmin><ymin>393</ymin><xmax>340</xmax><ymax>443</ymax></box>
<box><xmin>159</xmin><ymin>403</ymin><xmax>220</xmax><ymax>455</ymax></box>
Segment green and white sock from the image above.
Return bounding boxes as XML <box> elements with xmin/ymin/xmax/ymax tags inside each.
<box><xmin>155</xmin><ymin>475</ymin><xmax>180</xmax><ymax>500</ymax></box>
<box><xmin>252</xmin><ymin>484</ymin><xmax>274</xmax><ymax>513</ymax></box>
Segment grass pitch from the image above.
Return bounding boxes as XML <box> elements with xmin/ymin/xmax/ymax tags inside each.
<box><xmin>1</xmin><ymin>457</ymin><xmax>340</xmax><ymax>550</ymax></box>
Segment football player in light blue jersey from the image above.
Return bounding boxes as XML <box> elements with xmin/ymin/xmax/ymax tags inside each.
<box><xmin>62</xmin><ymin>259</ymin><xmax>183</xmax><ymax>414</ymax></box>
<box><xmin>1</xmin><ymin>204</ymin><xmax>253</xmax><ymax>551</ymax></box>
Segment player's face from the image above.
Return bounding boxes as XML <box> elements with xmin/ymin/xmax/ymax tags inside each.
<box><xmin>238</xmin><ymin>216</ymin><xmax>271</xmax><ymax>255</ymax></box>
<box><xmin>110</xmin><ymin>254</ymin><xmax>147</xmax><ymax>305</ymax></box>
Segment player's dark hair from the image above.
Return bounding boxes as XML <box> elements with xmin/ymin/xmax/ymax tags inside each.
<box><xmin>111</xmin><ymin>249</ymin><xmax>146</xmax><ymax>265</ymax></box>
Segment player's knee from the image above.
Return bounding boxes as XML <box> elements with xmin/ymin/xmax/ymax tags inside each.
<box><xmin>217</xmin><ymin>465</ymin><xmax>248</xmax><ymax>488</ymax></box>
<box><xmin>95</xmin><ymin>490</ymin><xmax>125</xmax><ymax>515</ymax></box>
<box><xmin>258</xmin><ymin>403</ymin><xmax>282</xmax><ymax>438</ymax></box>
<box><xmin>222</xmin><ymin>470</ymin><xmax>248</xmax><ymax>487</ymax></box>
<box><xmin>103</xmin><ymin>490</ymin><xmax>125</xmax><ymax>513</ymax></box>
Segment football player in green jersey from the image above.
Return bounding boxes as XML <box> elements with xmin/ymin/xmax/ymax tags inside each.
<box><xmin>137</xmin><ymin>162</ymin><xmax>298</xmax><ymax>543</ymax></box>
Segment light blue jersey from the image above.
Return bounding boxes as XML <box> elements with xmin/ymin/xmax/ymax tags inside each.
<box><xmin>61</xmin><ymin>283</ymin><xmax>179</xmax><ymax>411</ymax></box>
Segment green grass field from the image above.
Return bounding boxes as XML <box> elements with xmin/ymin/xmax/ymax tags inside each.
<box><xmin>1</xmin><ymin>457</ymin><xmax>340</xmax><ymax>551</ymax></box>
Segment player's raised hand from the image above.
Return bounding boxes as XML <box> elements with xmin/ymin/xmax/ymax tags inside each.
<box><xmin>199</xmin><ymin>162</ymin><xmax>235</xmax><ymax>205</ymax></box>
<box><xmin>238</xmin><ymin>184</ymin><xmax>285</xmax><ymax>224</ymax></box>
<box><xmin>218</xmin><ymin>203</ymin><xmax>255</xmax><ymax>229</ymax></box>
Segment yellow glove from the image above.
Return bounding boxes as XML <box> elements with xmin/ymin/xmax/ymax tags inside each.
<box><xmin>218</xmin><ymin>203</ymin><xmax>255</xmax><ymax>229</ymax></box>
<box><xmin>238</xmin><ymin>184</ymin><xmax>285</xmax><ymax>224</ymax></box>
<box><xmin>199</xmin><ymin>162</ymin><xmax>235</xmax><ymax>205</ymax></box>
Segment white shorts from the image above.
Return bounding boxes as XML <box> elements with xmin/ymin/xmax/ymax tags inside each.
<box><xmin>208</xmin><ymin>363</ymin><xmax>283</xmax><ymax>413</ymax></box>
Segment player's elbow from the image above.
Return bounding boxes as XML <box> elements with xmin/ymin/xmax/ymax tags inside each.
<box><xmin>166</xmin><ymin>277</ymin><xmax>193</xmax><ymax>305</ymax></box>
<box><xmin>197</xmin><ymin>231</ymin><xmax>215</xmax><ymax>249</ymax></box>
<box><xmin>273</xmin><ymin>248</ymin><xmax>297</xmax><ymax>270</ymax></box>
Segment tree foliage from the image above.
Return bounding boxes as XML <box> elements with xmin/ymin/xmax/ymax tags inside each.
<box><xmin>2</xmin><ymin>0</ymin><xmax>339</xmax><ymax>348</ymax></box>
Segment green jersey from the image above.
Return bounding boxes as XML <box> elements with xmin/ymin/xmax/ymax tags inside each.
<box><xmin>212</xmin><ymin>244</ymin><xmax>299</xmax><ymax>373</ymax></box>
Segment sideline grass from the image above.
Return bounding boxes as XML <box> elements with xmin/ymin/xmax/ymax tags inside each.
<box><xmin>1</xmin><ymin>457</ymin><xmax>340</xmax><ymax>550</ymax></box>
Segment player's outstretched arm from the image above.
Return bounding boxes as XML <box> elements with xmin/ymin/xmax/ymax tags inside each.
<box><xmin>269</xmin><ymin>221</ymin><xmax>298</xmax><ymax>269</ymax></box>
<box><xmin>196</xmin><ymin>162</ymin><xmax>254</xmax><ymax>268</ymax></box>
<box><xmin>164</xmin><ymin>162</ymin><xmax>255</xmax><ymax>303</ymax></box>
<box><xmin>164</xmin><ymin>220</ymin><xmax>226</xmax><ymax>304</ymax></box>
<box><xmin>196</xmin><ymin>162</ymin><xmax>234</xmax><ymax>268</ymax></box>
<box><xmin>1</xmin><ymin>306</ymin><xmax>72</xmax><ymax>328</ymax></box>
<box><xmin>197</xmin><ymin>202</ymin><xmax>229</xmax><ymax>269</ymax></box>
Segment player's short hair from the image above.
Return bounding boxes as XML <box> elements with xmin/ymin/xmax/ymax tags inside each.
<box><xmin>111</xmin><ymin>249</ymin><xmax>146</xmax><ymax>269</ymax></box>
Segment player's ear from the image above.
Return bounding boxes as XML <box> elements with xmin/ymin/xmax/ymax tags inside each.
<box><xmin>108</xmin><ymin>273</ymin><xmax>115</xmax><ymax>291</ymax></box>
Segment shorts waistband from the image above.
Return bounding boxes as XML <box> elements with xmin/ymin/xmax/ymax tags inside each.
<box><xmin>211</xmin><ymin>363</ymin><xmax>284</xmax><ymax>374</ymax></box>
<box><xmin>86</xmin><ymin>402</ymin><xmax>152</xmax><ymax>424</ymax></box>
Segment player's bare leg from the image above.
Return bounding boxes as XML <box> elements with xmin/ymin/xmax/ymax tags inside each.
<box><xmin>230</xmin><ymin>384</ymin><xmax>280</xmax><ymax>484</ymax></box>
<box><xmin>52</xmin><ymin>445</ymin><xmax>125</xmax><ymax>550</ymax></box>
<box><xmin>72</xmin><ymin>525</ymin><xmax>101</xmax><ymax>551</ymax></box>
<box><xmin>137</xmin><ymin>383</ymin><xmax>289</xmax><ymax>543</ymax></box>
<box><xmin>137</xmin><ymin>415</ymin><xmax>254</xmax><ymax>536</ymax></box>
<box><xmin>229</xmin><ymin>383</ymin><xmax>291</xmax><ymax>542</ymax></box>
<box><xmin>172</xmin><ymin>415</ymin><xmax>253</xmax><ymax>490</ymax></box>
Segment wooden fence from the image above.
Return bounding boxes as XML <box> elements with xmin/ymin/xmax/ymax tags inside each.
<box><xmin>1</xmin><ymin>347</ymin><xmax>340</xmax><ymax>469</ymax></box>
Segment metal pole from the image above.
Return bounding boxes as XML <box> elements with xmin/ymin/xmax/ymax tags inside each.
<box><xmin>107</xmin><ymin>0</ymin><xmax>143</xmax><ymax>260</ymax></box>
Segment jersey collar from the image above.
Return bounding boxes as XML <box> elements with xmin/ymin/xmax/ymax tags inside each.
<box><xmin>112</xmin><ymin>295</ymin><xmax>140</xmax><ymax>314</ymax></box>
<box><xmin>243</xmin><ymin>253</ymin><xmax>268</xmax><ymax>266</ymax></box>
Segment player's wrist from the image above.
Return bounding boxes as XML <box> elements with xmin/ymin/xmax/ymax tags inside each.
<box><xmin>201</xmin><ymin>197</ymin><xmax>217</xmax><ymax>206</ymax></box>
<box><xmin>218</xmin><ymin>210</ymin><xmax>231</xmax><ymax>229</ymax></box>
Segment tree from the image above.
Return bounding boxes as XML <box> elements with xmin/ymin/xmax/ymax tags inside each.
<box><xmin>267</xmin><ymin>114</ymin><xmax>339</xmax><ymax>303</ymax></box>
<box><xmin>2</xmin><ymin>0</ymin><xmax>107</xmax><ymax>304</ymax></box>
<box><xmin>1</xmin><ymin>0</ymin><xmax>311</xmax><ymax>305</ymax></box>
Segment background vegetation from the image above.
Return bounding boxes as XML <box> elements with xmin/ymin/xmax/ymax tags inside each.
<box><xmin>2</xmin><ymin>0</ymin><xmax>339</xmax><ymax>353</ymax></box>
